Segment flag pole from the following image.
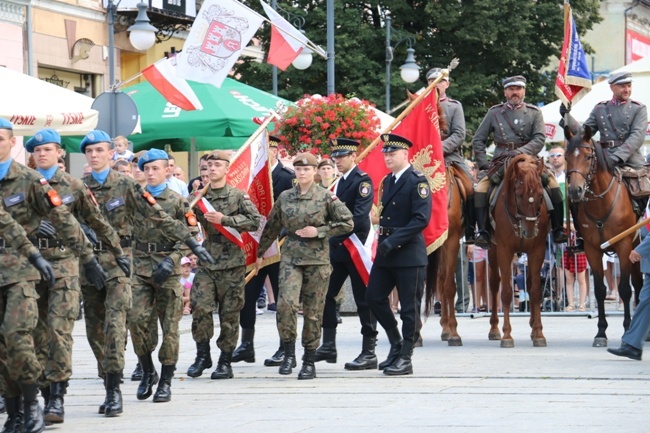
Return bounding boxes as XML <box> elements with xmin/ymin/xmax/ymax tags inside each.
<box><xmin>355</xmin><ymin>58</ymin><xmax>459</xmax><ymax>164</ymax></box>
<box><xmin>188</xmin><ymin>110</ymin><xmax>281</xmax><ymax>209</ymax></box>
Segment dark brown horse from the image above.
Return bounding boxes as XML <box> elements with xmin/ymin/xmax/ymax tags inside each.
<box><xmin>424</xmin><ymin>166</ymin><xmax>469</xmax><ymax>346</ymax></box>
<box><xmin>486</xmin><ymin>154</ymin><xmax>549</xmax><ymax>347</ymax></box>
<box><xmin>564</xmin><ymin>125</ymin><xmax>641</xmax><ymax>347</ymax></box>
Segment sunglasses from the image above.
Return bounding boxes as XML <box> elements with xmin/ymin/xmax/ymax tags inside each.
<box><xmin>549</xmin><ymin>153</ymin><xmax>563</xmax><ymax>158</ymax></box>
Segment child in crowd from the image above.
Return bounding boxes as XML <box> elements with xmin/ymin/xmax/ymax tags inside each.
<box><xmin>180</xmin><ymin>257</ymin><xmax>195</xmax><ymax>314</ymax></box>
<box><xmin>112</xmin><ymin>135</ymin><xmax>134</xmax><ymax>162</ymax></box>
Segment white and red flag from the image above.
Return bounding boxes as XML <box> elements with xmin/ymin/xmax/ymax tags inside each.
<box><xmin>260</xmin><ymin>0</ymin><xmax>308</xmax><ymax>71</ymax></box>
<box><xmin>176</xmin><ymin>0</ymin><xmax>264</xmax><ymax>88</ymax></box>
<box><xmin>141</xmin><ymin>58</ymin><xmax>203</xmax><ymax>111</ymax></box>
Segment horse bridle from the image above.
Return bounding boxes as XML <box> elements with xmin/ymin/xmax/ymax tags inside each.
<box><xmin>504</xmin><ymin>175</ymin><xmax>542</xmax><ymax>238</ymax></box>
<box><xmin>566</xmin><ymin>140</ymin><xmax>618</xmax><ymax>201</ymax></box>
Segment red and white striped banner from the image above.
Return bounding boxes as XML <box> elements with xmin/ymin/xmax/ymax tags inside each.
<box><xmin>196</xmin><ymin>197</ymin><xmax>245</xmax><ymax>249</ymax></box>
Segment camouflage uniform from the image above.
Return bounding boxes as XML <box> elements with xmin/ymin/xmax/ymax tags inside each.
<box><xmin>129</xmin><ymin>187</ymin><xmax>196</xmax><ymax>365</ymax></box>
<box><xmin>191</xmin><ymin>184</ymin><xmax>260</xmax><ymax>353</ymax></box>
<box><xmin>32</xmin><ymin>168</ymin><xmax>124</xmax><ymax>385</ymax></box>
<box><xmin>0</xmin><ymin>160</ymin><xmax>93</xmax><ymax>397</ymax></box>
<box><xmin>257</xmin><ymin>182</ymin><xmax>354</xmax><ymax>350</ymax></box>
<box><xmin>0</xmin><ymin>207</ymin><xmax>41</xmax><ymax>259</ymax></box>
<box><xmin>81</xmin><ymin>169</ymin><xmax>195</xmax><ymax>376</ymax></box>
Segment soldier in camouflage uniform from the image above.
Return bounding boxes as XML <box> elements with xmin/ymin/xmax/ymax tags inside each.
<box><xmin>0</xmin><ymin>118</ymin><xmax>106</xmax><ymax>433</ymax></box>
<box><xmin>79</xmin><ymin>130</ymin><xmax>214</xmax><ymax>417</ymax></box>
<box><xmin>256</xmin><ymin>153</ymin><xmax>354</xmax><ymax>380</ymax></box>
<box><xmin>187</xmin><ymin>150</ymin><xmax>261</xmax><ymax>380</ymax></box>
<box><xmin>472</xmin><ymin>75</ymin><xmax>567</xmax><ymax>249</ymax></box>
<box><xmin>25</xmin><ymin>128</ymin><xmax>130</xmax><ymax>425</ymax></box>
<box><xmin>128</xmin><ymin>149</ymin><xmax>198</xmax><ymax>403</ymax></box>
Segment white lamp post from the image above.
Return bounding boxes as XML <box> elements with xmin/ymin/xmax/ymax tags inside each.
<box><xmin>385</xmin><ymin>14</ymin><xmax>420</xmax><ymax>112</ymax></box>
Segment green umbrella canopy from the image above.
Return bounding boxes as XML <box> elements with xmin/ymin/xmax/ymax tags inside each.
<box><xmin>61</xmin><ymin>78</ymin><xmax>291</xmax><ymax>153</ymax></box>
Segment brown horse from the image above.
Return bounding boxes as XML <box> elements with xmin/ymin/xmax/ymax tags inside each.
<box><xmin>564</xmin><ymin>125</ymin><xmax>641</xmax><ymax>347</ymax></box>
<box><xmin>424</xmin><ymin>166</ymin><xmax>468</xmax><ymax>346</ymax></box>
<box><xmin>486</xmin><ymin>154</ymin><xmax>549</xmax><ymax>347</ymax></box>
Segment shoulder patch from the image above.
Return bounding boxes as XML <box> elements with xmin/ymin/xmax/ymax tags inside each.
<box><xmin>331</xmin><ymin>195</ymin><xmax>338</xmax><ymax>201</ymax></box>
<box><xmin>185</xmin><ymin>211</ymin><xmax>198</xmax><ymax>226</ymax></box>
<box><xmin>417</xmin><ymin>182</ymin><xmax>430</xmax><ymax>199</ymax></box>
<box><xmin>39</xmin><ymin>178</ymin><xmax>48</xmax><ymax>186</ymax></box>
<box><xmin>292</xmin><ymin>178</ymin><xmax>298</xmax><ymax>186</ymax></box>
<box><xmin>47</xmin><ymin>189</ymin><xmax>63</xmax><ymax>207</ymax></box>
<box><xmin>359</xmin><ymin>181</ymin><xmax>371</xmax><ymax>197</ymax></box>
<box><xmin>142</xmin><ymin>191</ymin><xmax>157</xmax><ymax>206</ymax></box>
<box><xmin>243</xmin><ymin>193</ymin><xmax>251</xmax><ymax>200</ymax></box>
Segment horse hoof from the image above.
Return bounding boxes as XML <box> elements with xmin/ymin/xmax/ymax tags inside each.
<box><xmin>448</xmin><ymin>337</ymin><xmax>463</xmax><ymax>347</ymax></box>
<box><xmin>593</xmin><ymin>337</ymin><xmax>608</xmax><ymax>348</ymax></box>
<box><xmin>500</xmin><ymin>339</ymin><xmax>515</xmax><ymax>348</ymax></box>
<box><xmin>533</xmin><ymin>338</ymin><xmax>547</xmax><ymax>347</ymax></box>
<box><xmin>441</xmin><ymin>332</ymin><xmax>449</xmax><ymax>342</ymax></box>
<box><xmin>488</xmin><ymin>332</ymin><xmax>501</xmax><ymax>341</ymax></box>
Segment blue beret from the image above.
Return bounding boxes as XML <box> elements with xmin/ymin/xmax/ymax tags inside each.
<box><xmin>381</xmin><ymin>133</ymin><xmax>413</xmax><ymax>153</ymax></box>
<box><xmin>25</xmin><ymin>128</ymin><xmax>61</xmax><ymax>152</ymax></box>
<box><xmin>0</xmin><ymin>118</ymin><xmax>13</xmax><ymax>130</ymax></box>
<box><xmin>138</xmin><ymin>148</ymin><xmax>169</xmax><ymax>171</ymax></box>
<box><xmin>80</xmin><ymin>130</ymin><xmax>111</xmax><ymax>152</ymax></box>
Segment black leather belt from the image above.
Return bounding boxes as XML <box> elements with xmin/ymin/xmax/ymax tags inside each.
<box><xmin>494</xmin><ymin>142</ymin><xmax>522</xmax><ymax>150</ymax></box>
<box><xmin>135</xmin><ymin>241</ymin><xmax>176</xmax><ymax>253</ymax></box>
<box><xmin>94</xmin><ymin>236</ymin><xmax>132</xmax><ymax>252</ymax></box>
<box><xmin>29</xmin><ymin>237</ymin><xmax>64</xmax><ymax>250</ymax></box>
<box><xmin>377</xmin><ymin>226</ymin><xmax>400</xmax><ymax>236</ymax></box>
<box><xmin>600</xmin><ymin>140</ymin><xmax>621</xmax><ymax>148</ymax></box>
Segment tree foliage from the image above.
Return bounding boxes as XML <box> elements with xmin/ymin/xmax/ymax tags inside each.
<box><xmin>234</xmin><ymin>0</ymin><xmax>602</xmax><ymax>140</ymax></box>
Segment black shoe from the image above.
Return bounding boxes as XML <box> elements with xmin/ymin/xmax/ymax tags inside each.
<box><xmin>232</xmin><ymin>328</ymin><xmax>255</xmax><ymax>363</ymax></box>
<box><xmin>130</xmin><ymin>362</ymin><xmax>143</xmax><ymax>381</ymax></box>
<box><xmin>20</xmin><ymin>383</ymin><xmax>45</xmax><ymax>433</ymax></box>
<box><xmin>279</xmin><ymin>341</ymin><xmax>296</xmax><ymax>375</ymax></box>
<box><xmin>569</xmin><ymin>238</ymin><xmax>585</xmax><ymax>253</ymax></box>
<box><xmin>344</xmin><ymin>336</ymin><xmax>378</xmax><ymax>371</ymax></box>
<box><xmin>383</xmin><ymin>340</ymin><xmax>414</xmax><ymax>376</ymax></box>
<box><xmin>43</xmin><ymin>382</ymin><xmax>65</xmax><ymax>425</ymax></box>
<box><xmin>153</xmin><ymin>365</ymin><xmax>175</xmax><ymax>403</ymax></box>
<box><xmin>607</xmin><ymin>343</ymin><xmax>642</xmax><ymax>361</ymax></box>
<box><xmin>210</xmin><ymin>352</ymin><xmax>234</xmax><ymax>379</ymax></box>
<box><xmin>267</xmin><ymin>303</ymin><xmax>277</xmax><ymax>312</ymax></box>
<box><xmin>264</xmin><ymin>344</ymin><xmax>284</xmax><ymax>367</ymax></box>
<box><xmin>297</xmin><ymin>350</ymin><xmax>316</xmax><ymax>380</ymax></box>
<box><xmin>136</xmin><ymin>354</ymin><xmax>159</xmax><ymax>400</ymax></box>
<box><xmin>2</xmin><ymin>395</ymin><xmax>23</xmax><ymax>432</ymax></box>
<box><xmin>475</xmin><ymin>231</ymin><xmax>491</xmax><ymax>249</ymax></box>
<box><xmin>378</xmin><ymin>327</ymin><xmax>403</xmax><ymax>370</ymax></box>
<box><xmin>104</xmin><ymin>373</ymin><xmax>123</xmax><ymax>417</ymax></box>
<box><xmin>553</xmin><ymin>227</ymin><xmax>568</xmax><ymax>244</ymax></box>
<box><xmin>187</xmin><ymin>341</ymin><xmax>212</xmax><ymax>378</ymax></box>
<box><xmin>314</xmin><ymin>328</ymin><xmax>337</xmax><ymax>363</ymax></box>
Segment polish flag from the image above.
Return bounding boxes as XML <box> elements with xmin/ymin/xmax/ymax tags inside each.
<box><xmin>260</xmin><ymin>0</ymin><xmax>308</xmax><ymax>71</ymax></box>
<box><xmin>141</xmin><ymin>58</ymin><xmax>203</xmax><ymax>111</ymax></box>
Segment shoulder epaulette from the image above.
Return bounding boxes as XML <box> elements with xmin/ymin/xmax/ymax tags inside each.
<box><xmin>356</xmin><ymin>170</ymin><xmax>369</xmax><ymax>178</ymax></box>
<box><xmin>281</xmin><ymin>166</ymin><xmax>295</xmax><ymax>174</ymax></box>
<box><xmin>413</xmin><ymin>170</ymin><xmax>425</xmax><ymax>177</ymax></box>
<box><xmin>489</xmin><ymin>103</ymin><xmax>504</xmax><ymax>111</ymax></box>
<box><xmin>448</xmin><ymin>99</ymin><xmax>461</xmax><ymax>105</ymax></box>
<box><xmin>525</xmin><ymin>103</ymin><xmax>540</xmax><ymax>111</ymax></box>
<box><xmin>597</xmin><ymin>100</ymin><xmax>608</xmax><ymax>106</ymax></box>
<box><xmin>631</xmin><ymin>100</ymin><xmax>645</xmax><ymax>107</ymax></box>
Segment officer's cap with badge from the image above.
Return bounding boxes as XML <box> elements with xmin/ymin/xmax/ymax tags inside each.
<box><xmin>293</xmin><ymin>152</ymin><xmax>318</xmax><ymax>167</ymax></box>
<box><xmin>330</xmin><ymin>137</ymin><xmax>360</xmax><ymax>158</ymax></box>
<box><xmin>137</xmin><ymin>148</ymin><xmax>169</xmax><ymax>171</ymax></box>
<box><xmin>0</xmin><ymin>118</ymin><xmax>13</xmax><ymax>131</ymax></box>
<box><xmin>608</xmin><ymin>71</ymin><xmax>633</xmax><ymax>85</ymax></box>
<box><xmin>80</xmin><ymin>130</ymin><xmax>112</xmax><ymax>153</ymax></box>
<box><xmin>269</xmin><ymin>135</ymin><xmax>282</xmax><ymax>149</ymax></box>
<box><xmin>503</xmin><ymin>75</ymin><xmax>527</xmax><ymax>88</ymax></box>
<box><xmin>25</xmin><ymin>128</ymin><xmax>61</xmax><ymax>152</ymax></box>
<box><xmin>206</xmin><ymin>150</ymin><xmax>231</xmax><ymax>163</ymax></box>
<box><xmin>426</xmin><ymin>68</ymin><xmax>449</xmax><ymax>82</ymax></box>
<box><xmin>381</xmin><ymin>133</ymin><xmax>413</xmax><ymax>153</ymax></box>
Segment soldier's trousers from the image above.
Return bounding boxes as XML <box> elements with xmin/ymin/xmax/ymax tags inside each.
<box><xmin>322</xmin><ymin>257</ymin><xmax>376</xmax><ymax>336</ymax></box>
<box><xmin>128</xmin><ymin>274</ymin><xmax>182</xmax><ymax>365</ymax></box>
<box><xmin>240</xmin><ymin>262</ymin><xmax>280</xmax><ymax>329</ymax></box>
<box><xmin>0</xmin><ymin>281</ymin><xmax>42</xmax><ymax>397</ymax></box>
<box><xmin>366</xmin><ymin>265</ymin><xmax>425</xmax><ymax>345</ymax></box>
<box><xmin>33</xmin><ymin>276</ymin><xmax>80</xmax><ymax>384</ymax></box>
<box><xmin>277</xmin><ymin>262</ymin><xmax>330</xmax><ymax>350</ymax></box>
<box><xmin>81</xmin><ymin>276</ymin><xmax>132</xmax><ymax>375</ymax></box>
<box><xmin>191</xmin><ymin>266</ymin><xmax>245</xmax><ymax>352</ymax></box>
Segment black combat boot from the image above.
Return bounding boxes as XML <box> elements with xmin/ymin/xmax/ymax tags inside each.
<box><xmin>43</xmin><ymin>381</ymin><xmax>65</xmax><ymax>424</ymax></box>
<box><xmin>232</xmin><ymin>328</ymin><xmax>255</xmax><ymax>363</ymax></box>
<box><xmin>464</xmin><ymin>194</ymin><xmax>477</xmax><ymax>244</ymax></box>
<box><xmin>1</xmin><ymin>395</ymin><xmax>23</xmax><ymax>433</ymax></box>
<box><xmin>104</xmin><ymin>373</ymin><xmax>123</xmax><ymax>417</ymax></box>
<box><xmin>474</xmin><ymin>193</ymin><xmax>491</xmax><ymax>249</ymax></box>
<box><xmin>314</xmin><ymin>328</ymin><xmax>337</xmax><ymax>363</ymax></box>
<box><xmin>136</xmin><ymin>353</ymin><xmax>159</xmax><ymax>400</ymax></box>
<box><xmin>550</xmin><ymin>188</ymin><xmax>568</xmax><ymax>244</ymax></box>
<box><xmin>264</xmin><ymin>340</ymin><xmax>285</xmax><ymax>367</ymax></box>
<box><xmin>383</xmin><ymin>339</ymin><xmax>414</xmax><ymax>376</ymax></box>
<box><xmin>378</xmin><ymin>327</ymin><xmax>403</xmax><ymax>370</ymax></box>
<box><xmin>186</xmin><ymin>341</ymin><xmax>212</xmax><ymax>378</ymax></box>
<box><xmin>297</xmin><ymin>349</ymin><xmax>316</xmax><ymax>380</ymax></box>
<box><xmin>20</xmin><ymin>384</ymin><xmax>44</xmax><ymax>433</ymax></box>
<box><xmin>130</xmin><ymin>362</ymin><xmax>143</xmax><ymax>381</ymax></box>
<box><xmin>210</xmin><ymin>352</ymin><xmax>234</xmax><ymax>379</ymax></box>
<box><xmin>153</xmin><ymin>365</ymin><xmax>175</xmax><ymax>403</ymax></box>
<box><xmin>39</xmin><ymin>386</ymin><xmax>49</xmax><ymax>409</ymax></box>
<box><xmin>278</xmin><ymin>341</ymin><xmax>296</xmax><ymax>375</ymax></box>
<box><xmin>344</xmin><ymin>335</ymin><xmax>378</xmax><ymax>370</ymax></box>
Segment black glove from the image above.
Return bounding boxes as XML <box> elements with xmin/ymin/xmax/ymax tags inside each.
<box><xmin>81</xmin><ymin>224</ymin><xmax>99</xmax><ymax>247</ymax></box>
<box><xmin>29</xmin><ymin>252</ymin><xmax>55</xmax><ymax>288</ymax></box>
<box><xmin>38</xmin><ymin>220</ymin><xmax>57</xmax><ymax>238</ymax></box>
<box><xmin>115</xmin><ymin>255</ymin><xmax>131</xmax><ymax>278</ymax></box>
<box><xmin>186</xmin><ymin>238</ymin><xmax>216</xmax><ymax>265</ymax></box>
<box><xmin>559</xmin><ymin>102</ymin><xmax>571</xmax><ymax>117</ymax></box>
<box><xmin>83</xmin><ymin>257</ymin><xmax>107</xmax><ymax>291</ymax></box>
<box><xmin>152</xmin><ymin>257</ymin><xmax>175</xmax><ymax>285</ymax></box>
<box><xmin>378</xmin><ymin>239</ymin><xmax>393</xmax><ymax>257</ymax></box>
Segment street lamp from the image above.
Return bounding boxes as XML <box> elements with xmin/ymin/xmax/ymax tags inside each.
<box><xmin>127</xmin><ymin>2</ymin><xmax>158</xmax><ymax>51</ymax></box>
<box><xmin>385</xmin><ymin>14</ymin><xmax>420</xmax><ymax>112</ymax></box>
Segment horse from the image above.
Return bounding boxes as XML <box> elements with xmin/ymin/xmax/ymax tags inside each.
<box><xmin>564</xmin><ymin>125</ymin><xmax>642</xmax><ymax>347</ymax></box>
<box><xmin>486</xmin><ymin>154</ymin><xmax>550</xmax><ymax>348</ymax></box>
<box><xmin>424</xmin><ymin>165</ymin><xmax>469</xmax><ymax>346</ymax></box>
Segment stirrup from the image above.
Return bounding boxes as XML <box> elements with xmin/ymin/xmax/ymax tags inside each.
<box><xmin>475</xmin><ymin>232</ymin><xmax>491</xmax><ymax>249</ymax></box>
